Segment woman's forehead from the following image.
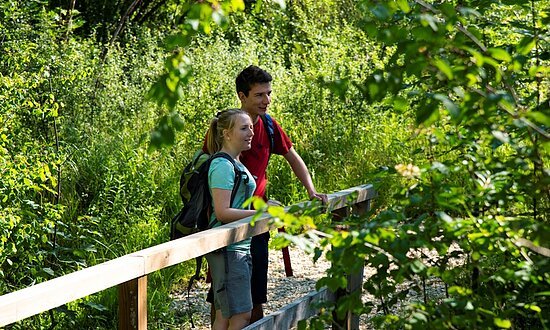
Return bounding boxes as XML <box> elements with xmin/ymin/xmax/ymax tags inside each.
<box><xmin>233</xmin><ymin>113</ymin><xmax>252</xmax><ymax>125</ymax></box>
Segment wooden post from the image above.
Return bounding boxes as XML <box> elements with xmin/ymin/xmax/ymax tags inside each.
<box><xmin>278</xmin><ymin>227</ymin><xmax>294</xmax><ymax>276</ymax></box>
<box><xmin>331</xmin><ymin>206</ymin><xmax>349</xmax><ymax>330</ymax></box>
<box><xmin>118</xmin><ymin>276</ymin><xmax>147</xmax><ymax>330</ymax></box>
<box><xmin>331</xmin><ymin>199</ymin><xmax>370</xmax><ymax>330</ymax></box>
<box><xmin>344</xmin><ymin>267</ymin><xmax>364</xmax><ymax>330</ymax></box>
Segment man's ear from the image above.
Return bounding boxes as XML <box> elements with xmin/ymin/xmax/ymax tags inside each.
<box><xmin>238</xmin><ymin>91</ymin><xmax>246</xmax><ymax>102</ymax></box>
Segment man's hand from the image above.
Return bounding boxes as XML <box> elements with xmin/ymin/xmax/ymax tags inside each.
<box><xmin>309</xmin><ymin>192</ymin><xmax>328</xmax><ymax>204</ymax></box>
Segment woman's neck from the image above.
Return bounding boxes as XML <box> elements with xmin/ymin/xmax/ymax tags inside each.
<box><xmin>219</xmin><ymin>147</ymin><xmax>240</xmax><ymax>160</ymax></box>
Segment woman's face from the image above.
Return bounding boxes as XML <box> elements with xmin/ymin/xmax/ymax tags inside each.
<box><xmin>225</xmin><ymin>114</ymin><xmax>254</xmax><ymax>152</ymax></box>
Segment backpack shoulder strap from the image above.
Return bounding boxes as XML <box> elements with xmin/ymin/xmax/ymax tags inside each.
<box><xmin>209</xmin><ymin>152</ymin><xmax>250</xmax><ymax>208</ymax></box>
<box><xmin>260</xmin><ymin>113</ymin><xmax>275</xmax><ymax>153</ymax></box>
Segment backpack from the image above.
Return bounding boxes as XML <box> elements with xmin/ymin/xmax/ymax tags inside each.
<box><xmin>170</xmin><ymin>151</ymin><xmax>249</xmax><ymax>324</ymax></box>
<box><xmin>170</xmin><ymin>151</ymin><xmax>247</xmax><ymax>240</ymax></box>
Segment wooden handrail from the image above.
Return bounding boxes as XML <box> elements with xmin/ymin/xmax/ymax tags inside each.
<box><xmin>0</xmin><ymin>184</ymin><xmax>376</xmax><ymax>328</ymax></box>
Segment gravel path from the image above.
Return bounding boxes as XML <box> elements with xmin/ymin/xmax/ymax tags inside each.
<box><xmin>171</xmin><ymin>246</ymin><xmax>331</xmax><ymax>329</ymax></box>
<box><xmin>170</xmin><ymin>245</ymin><xmax>450</xmax><ymax>329</ymax></box>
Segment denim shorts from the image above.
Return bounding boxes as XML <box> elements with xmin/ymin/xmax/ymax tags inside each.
<box><xmin>206</xmin><ymin>250</ymin><xmax>253</xmax><ymax>319</ymax></box>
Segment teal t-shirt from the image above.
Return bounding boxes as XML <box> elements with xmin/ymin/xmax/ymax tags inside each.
<box><xmin>208</xmin><ymin>154</ymin><xmax>256</xmax><ymax>253</ymax></box>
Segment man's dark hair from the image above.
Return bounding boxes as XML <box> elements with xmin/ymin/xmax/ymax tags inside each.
<box><xmin>236</xmin><ymin>65</ymin><xmax>272</xmax><ymax>96</ymax></box>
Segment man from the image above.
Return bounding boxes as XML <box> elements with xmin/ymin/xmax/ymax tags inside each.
<box><xmin>207</xmin><ymin>65</ymin><xmax>327</xmax><ymax>322</ymax></box>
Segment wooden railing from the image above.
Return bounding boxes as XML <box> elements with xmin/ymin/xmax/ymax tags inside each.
<box><xmin>0</xmin><ymin>184</ymin><xmax>377</xmax><ymax>329</ymax></box>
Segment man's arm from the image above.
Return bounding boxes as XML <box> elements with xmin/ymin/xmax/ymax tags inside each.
<box><xmin>283</xmin><ymin>147</ymin><xmax>328</xmax><ymax>203</ymax></box>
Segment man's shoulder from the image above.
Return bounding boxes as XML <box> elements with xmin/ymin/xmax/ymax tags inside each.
<box><xmin>261</xmin><ymin>114</ymin><xmax>285</xmax><ymax>132</ymax></box>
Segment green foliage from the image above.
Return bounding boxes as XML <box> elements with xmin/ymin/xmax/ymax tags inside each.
<box><xmin>274</xmin><ymin>0</ymin><xmax>550</xmax><ymax>329</ymax></box>
<box><xmin>0</xmin><ymin>0</ymin><xmax>433</xmax><ymax>325</ymax></box>
<box><xmin>3</xmin><ymin>0</ymin><xmax>548</xmax><ymax>328</ymax></box>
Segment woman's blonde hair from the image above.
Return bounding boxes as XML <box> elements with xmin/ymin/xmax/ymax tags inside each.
<box><xmin>206</xmin><ymin>108</ymin><xmax>250</xmax><ymax>154</ymax></box>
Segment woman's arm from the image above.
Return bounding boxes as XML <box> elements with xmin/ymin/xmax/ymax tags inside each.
<box><xmin>211</xmin><ymin>188</ymin><xmax>256</xmax><ymax>223</ymax></box>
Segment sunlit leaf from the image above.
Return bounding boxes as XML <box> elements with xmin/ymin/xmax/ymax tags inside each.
<box><xmin>494</xmin><ymin>318</ymin><xmax>511</xmax><ymax>328</ymax></box>
<box><xmin>420</xmin><ymin>13</ymin><xmax>439</xmax><ymax>31</ymax></box>
<box><xmin>392</xmin><ymin>96</ymin><xmax>408</xmax><ymax>112</ymax></box>
<box><xmin>492</xmin><ymin>130</ymin><xmax>510</xmax><ymax>144</ymax></box>
<box><xmin>488</xmin><ymin>48</ymin><xmax>512</xmax><ymax>62</ymax></box>
<box><xmin>395</xmin><ymin>0</ymin><xmax>410</xmax><ymax>13</ymax></box>
<box><xmin>434</xmin><ymin>58</ymin><xmax>454</xmax><ymax>79</ymax></box>
<box><xmin>436</xmin><ymin>211</ymin><xmax>453</xmax><ymax>223</ymax></box>
<box><xmin>524</xmin><ymin>304</ymin><xmax>541</xmax><ymax>313</ymax></box>
<box><xmin>517</xmin><ymin>36</ymin><xmax>536</xmax><ymax>55</ymax></box>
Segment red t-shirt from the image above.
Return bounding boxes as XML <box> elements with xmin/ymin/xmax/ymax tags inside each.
<box><xmin>202</xmin><ymin>115</ymin><xmax>293</xmax><ymax>198</ymax></box>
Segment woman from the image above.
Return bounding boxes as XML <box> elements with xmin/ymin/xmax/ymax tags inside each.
<box><xmin>205</xmin><ymin>109</ymin><xmax>257</xmax><ymax>330</ymax></box>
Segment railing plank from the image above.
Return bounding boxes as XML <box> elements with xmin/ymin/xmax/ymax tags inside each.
<box><xmin>129</xmin><ymin>214</ymin><xmax>271</xmax><ymax>273</ymax></box>
<box><xmin>243</xmin><ymin>288</ymin><xmax>335</xmax><ymax>330</ymax></box>
<box><xmin>0</xmin><ymin>256</ymin><xmax>144</xmax><ymax>327</ymax></box>
<box><xmin>0</xmin><ymin>184</ymin><xmax>376</xmax><ymax>327</ymax></box>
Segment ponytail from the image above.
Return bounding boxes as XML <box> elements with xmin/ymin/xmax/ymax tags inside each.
<box><xmin>206</xmin><ymin>117</ymin><xmax>220</xmax><ymax>154</ymax></box>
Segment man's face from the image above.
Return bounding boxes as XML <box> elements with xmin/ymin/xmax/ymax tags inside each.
<box><xmin>239</xmin><ymin>82</ymin><xmax>272</xmax><ymax>119</ymax></box>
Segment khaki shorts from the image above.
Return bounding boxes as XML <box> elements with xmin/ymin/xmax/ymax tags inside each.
<box><xmin>206</xmin><ymin>250</ymin><xmax>252</xmax><ymax>318</ymax></box>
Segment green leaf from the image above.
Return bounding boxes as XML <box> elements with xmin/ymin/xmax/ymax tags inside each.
<box><xmin>416</xmin><ymin>100</ymin><xmax>439</xmax><ymax>125</ymax></box>
<box><xmin>371</xmin><ymin>4</ymin><xmax>391</xmax><ymax>20</ymax></box>
<box><xmin>171</xmin><ymin>112</ymin><xmax>185</xmax><ymax>131</ymax></box>
<box><xmin>517</xmin><ymin>37</ymin><xmax>536</xmax><ymax>56</ymax></box>
<box><xmin>420</xmin><ymin>13</ymin><xmax>439</xmax><ymax>31</ymax></box>
<box><xmin>42</xmin><ymin>267</ymin><xmax>54</xmax><ymax>276</ymax></box>
<box><xmin>488</xmin><ymin>48</ymin><xmax>512</xmax><ymax>62</ymax></box>
<box><xmin>494</xmin><ymin>318</ymin><xmax>511</xmax><ymax>328</ymax></box>
<box><xmin>524</xmin><ymin>304</ymin><xmax>541</xmax><ymax>313</ymax></box>
<box><xmin>436</xmin><ymin>211</ymin><xmax>453</xmax><ymax>223</ymax></box>
<box><xmin>411</xmin><ymin>311</ymin><xmax>428</xmax><ymax>322</ymax></box>
<box><xmin>492</xmin><ymin>130</ymin><xmax>510</xmax><ymax>144</ymax></box>
<box><xmin>83</xmin><ymin>301</ymin><xmax>109</xmax><ymax>312</ymax></box>
<box><xmin>410</xmin><ymin>259</ymin><xmax>426</xmax><ymax>273</ymax></box>
<box><xmin>253</xmin><ymin>0</ymin><xmax>263</xmax><ymax>13</ymax></box>
<box><xmin>164</xmin><ymin>32</ymin><xmax>192</xmax><ymax>50</ymax></box>
<box><xmin>464</xmin><ymin>47</ymin><xmax>484</xmax><ymax>67</ymax></box>
<box><xmin>527</xmin><ymin>111</ymin><xmax>550</xmax><ymax>126</ymax></box>
<box><xmin>392</xmin><ymin>97</ymin><xmax>408</xmax><ymax>112</ymax></box>
<box><xmin>528</xmin><ymin>65</ymin><xmax>542</xmax><ymax>77</ymax></box>
<box><xmin>396</xmin><ymin>0</ymin><xmax>410</xmax><ymax>13</ymax></box>
<box><xmin>433</xmin><ymin>94</ymin><xmax>459</xmax><ymax>118</ymax></box>
<box><xmin>165</xmin><ymin>75</ymin><xmax>178</xmax><ymax>92</ymax></box>
<box><xmin>434</xmin><ymin>59</ymin><xmax>454</xmax><ymax>79</ymax></box>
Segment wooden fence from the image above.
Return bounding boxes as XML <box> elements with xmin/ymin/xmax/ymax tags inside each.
<box><xmin>0</xmin><ymin>184</ymin><xmax>376</xmax><ymax>329</ymax></box>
